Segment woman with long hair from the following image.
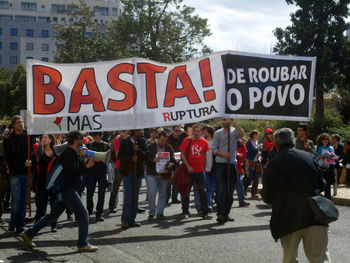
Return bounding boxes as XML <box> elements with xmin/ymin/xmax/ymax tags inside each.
<box><xmin>35</xmin><ymin>134</ymin><xmax>58</xmax><ymax>232</ymax></box>
<box><xmin>316</xmin><ymin>133</ymin><xmax>336</xmax><ymax>200</ymax></box>
<box><xmin>243</xmin><ymin>130</ymin><xmax>262</xmax><ymax>199</ymax></box>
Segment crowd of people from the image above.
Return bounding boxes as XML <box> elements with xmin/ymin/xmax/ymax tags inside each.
<box><xmin>0</xmin><ymin>114</ymin><xmax>349</xmax><ymax>259</ymax></box>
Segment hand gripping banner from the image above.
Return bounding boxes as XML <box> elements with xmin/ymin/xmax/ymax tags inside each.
<box><xmin>26</xmin><ymin>51</ymin><xmax>316</xmax><ymax>134</ymax></box>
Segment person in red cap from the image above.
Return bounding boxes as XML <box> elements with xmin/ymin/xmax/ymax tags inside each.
<box><xmin>261</xmin><ymin>128</ymin><xmax>274</xmax><ymax>166</ymax></box>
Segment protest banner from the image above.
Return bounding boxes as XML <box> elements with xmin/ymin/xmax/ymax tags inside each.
<box><xmin>26</xmin><ymin>51</ymin><xmax>316</xmax><ymax>134</ymax></box>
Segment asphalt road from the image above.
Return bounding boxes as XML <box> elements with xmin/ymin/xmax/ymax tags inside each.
<box><xmin>1</xmin><ymin>184</ymin><xmax>349</xmax><ymax>263</ymax></box>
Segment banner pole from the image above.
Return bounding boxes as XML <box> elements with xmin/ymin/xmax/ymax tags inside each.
<box><xmin>133</xmin><ymin>146</ymin><xmax>138</xmax><ymax>206</ymax></box>
<box><xmin>227</xmin><ymin>123</ymin><xmax>231</xmax><ymax>198</ymax></box>
<box><xmin>27</xmin><ymin>135</ymin><xmax>32</xmax><ymax>218</ymax></box>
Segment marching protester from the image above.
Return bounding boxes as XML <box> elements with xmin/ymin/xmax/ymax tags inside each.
<box><xmin>0</xmin><ymin>133</ymin><xmax>9</xmax><ymax>225</ymax></box>
<box><xmin>3</xmin><ymin>115</ymin><xmax>32</xmax><ymax>233</ymax></box>
<box><xmin>21</xmin><ymin>130</ymin><xmax>98</xmax><ymax>252</ymax></box>
<box><xmin>86</xmin><ymin>132</ymin><xmax>110</xmax><ymax>222</ymax></box>
<box><xmin>109</xmin><ymin>130</ymin><xmax>129</xmax><ymax>213</ymax></box>
<box><xmin>243</xmin><ymin>130</ymin><xmax>262</xmax><ymax>200</ymax></box>
<box><xmin>331</xmin><ymin>134</ymin><xmax>344</xmax><ymax>184</ymax></box>
<box><xmin>316</xmin><ymin>133</ymin><xmax>336</xmax><ymax>200</ymax></box>
<box><xmin>179</xmin><ymin>124</ymin><xmax>212</xmax><ymax>219</ymax></box>
<box><xmin>203</xmin><ymin>125</ymin><xmax>215</xmax><ymax>211</ymax></box>
<box><xmin>261</xmin><ymin>128</ymin><xmax>330</xmax><ymax>263</ymax></box>
<box><xmin>212</xmin><ymin>118</ymin><xmax>245</xmax><ymax>223</ymax></box>
<box><xmin>236</xmin><ymin>138</ymin><xmax>249</xmax><ymax>207</ymax></box>
<box><xmin>34</xmin><ymin>134</ymin><xmax>58</xmax><ymax>232</ymax></box>
<box><xmin>261</xmin><ymin>128</ymin><xmax>274</xmax><ymax>166</ymax></box>
<box><xmin>295</xmin><ymin>123</ymin><xmax>316</xmax><ymax>155</ymax></box>
<box><xmin>166</xmin><ymin>125</ymin><xmax>184</xmax><ymax>204</ymax></box>
<box><xmin>118</xmin><ymin>129</ymin><xmax>147</xmax><ymax>229</ymax></box>
<box><xmin>146</xmin><ymin>131</ymin><xmax>175</xmax><ymax>219</ymax></box>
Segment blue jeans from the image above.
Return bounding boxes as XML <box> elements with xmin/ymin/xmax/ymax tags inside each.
<box><xmin>205</xmin><ymin>171</ymin><xmax>215</xmax><ymax>207</ymax></box>
<box><xmin>235</xmin><ymin>174</ymin><xmax>245</xmax><ymax>203</ymax></box>
<box><xmin>9</xmin><ymin>174</ymin><xmax>28</xmax><ymax>230</ymax></box>
<box><xmin>86</xmin><ymin>170</ymin><xmax>108</xmax><ymax>216</ymax></box>
<box><xmin>146</xmin><ymin>175</ymin><xmax>169</xmax><ymax>216</ymax></box>
<box><xmin>121</xmin><ymin>172</ymin><xmax>141</xmax><ymax>224</ymax></box>
<box><xmin>25</xmin><ymin>189</ymin><xmax>89</xmax><ymax>248</ymax></box>
<box><xmin>215</xmin><ymin>163</ymin><xmax>238</xmax><ymax>216</ymax></box>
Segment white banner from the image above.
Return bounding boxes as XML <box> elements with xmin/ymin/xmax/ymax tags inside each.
<box><xmin>26</xmin><ymin>51</ymin><xmax>316</xmax><ymax>134</ymax></box>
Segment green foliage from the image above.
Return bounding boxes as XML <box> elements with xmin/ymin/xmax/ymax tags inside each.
<box><xmin>54</xmin><ymin>0</ymin><xmax>107</xmax><ymax>63</ymax></box>
<box><xmin>0</xmin><ymin>65</ymin><xmax>26</xmax><ymax>117</ymax></box>
<box><xmin>273</xmin><ymin>0</ymin><xmax>350</xmax><ymax>122</ymax></box>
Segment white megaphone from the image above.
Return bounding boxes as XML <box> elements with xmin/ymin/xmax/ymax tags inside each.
<box><xmin>84</xmin><ymin>149</ymin><xmax>111</xmax><ymax>165</ymax></box>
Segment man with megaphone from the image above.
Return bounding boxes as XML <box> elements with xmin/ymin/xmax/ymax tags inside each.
<box><xmin>84</xmin><ymin>132</ymin><xmax>110</xmax><ymax>222</ymax></box>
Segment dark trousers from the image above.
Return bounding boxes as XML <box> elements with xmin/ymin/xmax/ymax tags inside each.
<box><xmin>215</xmin><ymin>163</ymin><xmax>238</xmax><ymax>217</ymax></box>
<box><xmin>181</xmin><ymin>172</ymin><xmax>208</xmax><ymax>216</ymax></box>
<box><xmin>0</xmin><ymin>174</ymin><xmax>10</xmax><ymax>217</ymax></box>
<box><xmin>35</xmin><ymin>182</ymin><xmax>57</xmax><ymax>229</ymax></box>
<box><xmin>86</xmin><ymin>170</ymin><xmax>108</xmax><ymax>217</ymax></box>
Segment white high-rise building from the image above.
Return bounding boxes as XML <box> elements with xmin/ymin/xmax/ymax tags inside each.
<box><xmin>0</xmin><ymin>0</ymin><xmax>122</xmax><ymax>68</ymax></box>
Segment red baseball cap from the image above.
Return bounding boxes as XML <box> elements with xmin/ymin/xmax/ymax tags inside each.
<box><xmin>265</xmin><ymin>128</ymin><xmax>273</xmax><ymax>134</ymax></box>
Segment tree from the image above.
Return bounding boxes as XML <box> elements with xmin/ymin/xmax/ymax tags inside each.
<box><xmin>54</xmin><ymin>0</ymin><xmax>107</xmax><ymax>63</ymax></box>
<box><xmin>105</xmin><ymin>0</ymin><xmax>212</xmax><ymax>63</ymax></box>
<box><xmin>273</xmin><ymin>0</ymin><xmax>350</xmax><ymax>122</ymax></box>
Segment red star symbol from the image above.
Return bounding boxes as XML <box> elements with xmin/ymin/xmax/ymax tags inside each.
<box><xmin>53</xmin><ymin>117</ymin><xmax>63</xmax><ymax>126</ymax></box>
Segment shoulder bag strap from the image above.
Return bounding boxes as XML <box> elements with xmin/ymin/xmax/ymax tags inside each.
<box><xmin>185</xmin><ymin>138</ymin><xmax>192</xmax><ymax>161</ymax></box>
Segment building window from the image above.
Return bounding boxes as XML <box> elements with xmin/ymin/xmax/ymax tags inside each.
<box><xmin>0</xmin><ymin>14</ymin><xmax>12</xmax><ymax>20</ymax></box>
<box><xmin>41</xmin><ymin>5</ymin><xmax>45</xmax><ymax>9</ymax></box>
<box><xmin>0</xmin><ymin>55</ymin><xmax>2</xmax><ymax>65</ymax></box>
<box><xmin>15</xmin><ymin>15</ymin><xmax>35</xmax><ymax>21</ymax></box>
<box><xmin>41</xmin><ymin>30</ymin><xmax>49</xmax><ymax>38</ymax></box>
<box><xmin>41</xmin><ymin>57</ymin><xmax>48</xmax><ymax>62</ymax></box>
<box><xmin>95</xmin><ymin>6</ymin><xmax>109</xmax><ymax>16</ymax></box>
<box><xmin>112</xmin><ymin>8</ymin><xmax>118</xmax><ymax>17</ymax></box>
<box><xmin>10</xmin><ymin>42</ymin><xmax>17</xmax><ymax>50</ymax></box>
<box><xmin>41</xmin><ymin>43</ymin><xmax>49</xmax><ymax>51</ymax></box>
<box><xmin>0</xmin><ymin>42</ymin><xmax>2</xmax><ymax>49</ymax></box>
<box><xmin>21</xmin><ymin>2</ymin><xmax>37</xmax><ymax>11</ymax></box>
<box><xmin>52</xmin><ymin>4</ymin><xmax>65</xmax><ymax>14</ymax></box>
<box><xmin>10</xmin><ymin>28</ymin><xmax>17</xmax><ymax>36</ymax></box>
<box><xmin>26</xmin><ymin>56</ymin><xmax>33</xmax><ymax>59</ymax></box>
<box><xmin>0</xmin><ymin>1</ymin><xmax>9</xmax><ymax>9</ymax></box>
<box><xmin>26</xmin><ymin>42</ymin><xmax>34</xmax><ymax>51</ymax></box>
<box><xmin>0</xmin><ymin>28</ymin><xmax>2</xmax><ymax>35</ymax></box>
<box><xmin>53</xmin><ymin>17</ymin><xmax>57</xmax><ymax>23</ymax></box>
<box><xmin>38</xmin><ymin>16</ymin><xmax>50</xmax><ymax>22</ymax></box>
<box><xmin>9</xmin><ymin>56</ymin><xmax>17</xmax><ymax>64</ymax></box>
<box><xmin>26</xmin><ymin>29</ymin><xmax>34</xmax><ymax>37</ymax></box>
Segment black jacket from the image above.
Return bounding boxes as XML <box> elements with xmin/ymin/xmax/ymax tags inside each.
<box><xmin>61</xmin><ymin>146</ymin><xmax>84</xmax><ymax>192</ymax></box>
<box><xmin>4</xmin><ymin>132</ymin><xmax>28</xmax><ymax>175</ymax></box>
<box><xmin>118</xmin><ymin>136</ymin><xmax>147</xmax><ymax>176</ymax></box>
<box><xmin>261</xmin><ymin>146</ymin><xmax>325</xmax><ymax>241</ymax></box>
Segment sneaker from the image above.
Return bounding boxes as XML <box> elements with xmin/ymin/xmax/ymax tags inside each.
<box><xmin>109</xmin><ymin>208</ymin><xmax>117</xmax><ymax>213</ymax></box>
<box><xmin>78</xmin><ymin>244</ymin><xmax>99</xmax><ymax>253</ymax></box>
<box><xmin>180</xmin><ymin>213</ymin><xmax>189</xmax><ymax>220</ymax></box>
<box><xmin>224</xmin><ymin>216</ymin><xmax>235</xmax><ymax>222</ymax></box>
<box><xmin>96</xmin><ymin>216</ymin><xmax>104</xmax><ymax>222</ymax></box>
<box><xmin>121</xmin><ymin>222</ymin><xmax>129</xmax><ymax>229</ymax></box>
<box><xmin>216</xmin><ymin>215</ymin><xmax>225</xmax><ymax>224</ymax></box>
<box><xmin>20</xmin><ymin>232</ymin><xmax>36</xmax><ymax>248</ymax></box>
<box><xmin>67</xmin><ymin>214</ymin><xmax>74</xmax><ymax>221</ymax></box>
<box><xmin>239</xmin><ymin>201</ymin><xmax>250</xmax><ymax>207</ymax></box>
<box><xmin>202</xmin><ymin>214</ymin><xmax>213</xmax><ymax>220</ymax></box>
<box><xmin>156</xmin><ymin>214</ymin><xmax>165</xmax><ymax>220</ymax></box>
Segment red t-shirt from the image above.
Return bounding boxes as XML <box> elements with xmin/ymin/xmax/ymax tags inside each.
<box><xmin>114</xmin><ymin>136</ymin><xmax>121</xmax><ymax>169</ymax></box>
<box><xmin>179</xmin><ymin>137</ymin><xmax>209</xmax><ymax>173</ymax></box>
<box><xmin>264</xmin><ymin>140</ymin><xmax>274</xmax><ymax>151</ymax></box>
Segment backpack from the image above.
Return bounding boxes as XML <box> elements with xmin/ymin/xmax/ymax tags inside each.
<box><xmin>45</xmin><ymin>154</ymin><xmax>64</xmax><ymax>199</ymax></box>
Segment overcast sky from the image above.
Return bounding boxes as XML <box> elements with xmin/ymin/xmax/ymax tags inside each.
<box><xmin>182</xmin><ymin>0</ymin><xmax>298</xmax><ymax>55</ymax></box>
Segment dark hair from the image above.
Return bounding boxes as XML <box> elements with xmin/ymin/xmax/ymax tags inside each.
<box><xmin>40</xmin><ymin>134</ymin><xmax>56</xmax><ymax>149</ymax></box>
<box><xmin>192</xmin><ymin>124</ymin><xmax>203</xmax><ymax>130</ymax></box>
<box><xmin>11</xmin><ymin>115</ymin><xmax>23</xmax><ymax>125</ymax></box>
<box><xmin>90</xmin><ymin>132</ymin><xmax>102</xmax><ymax>137</ymax></box>
<box><xmin>158</xmin><ymin>130</ymin><xmax>168</xmax><ymax>138</ymax></box>
<box><xmin>184</xmin><ymin>123</ymin><xmax>194</xmax><ymax>133</ymax></box>
<box><xmin>172</xmin><ymin>125</ymin><xmax>181</xmax><ymax>130</ymax></box>
<box><xmin>296</xmin><ymin>123</ymin><xmax>308</xmax><ymax>131</ymax></box>
<box><xmin>331</xmin><ymin>134</ymin><xmax>341</xmax><ymax>141</ymax></box>
<box><xmin>203</xmin><ymin>125</ymin><xmax>214</xmax><ymax>137</ymax></box>
<box><xmin>316</xmin><ymin>133</ymin><xmax>331</xmax><ymax>146</ymax></box>
<box><xmin>248</xmin><ymin>130</ymin><xmax>259</xmax><ymax>140</ymax></box>
<box><xmin>149</xmin><ymin>128</ymin><xmax>157</xmax><ymax>133</ymax></box>
<box><xmin>66</xmin><ymin>130</ymin><xmax>83</xmax><ymax>145</ymax></box>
